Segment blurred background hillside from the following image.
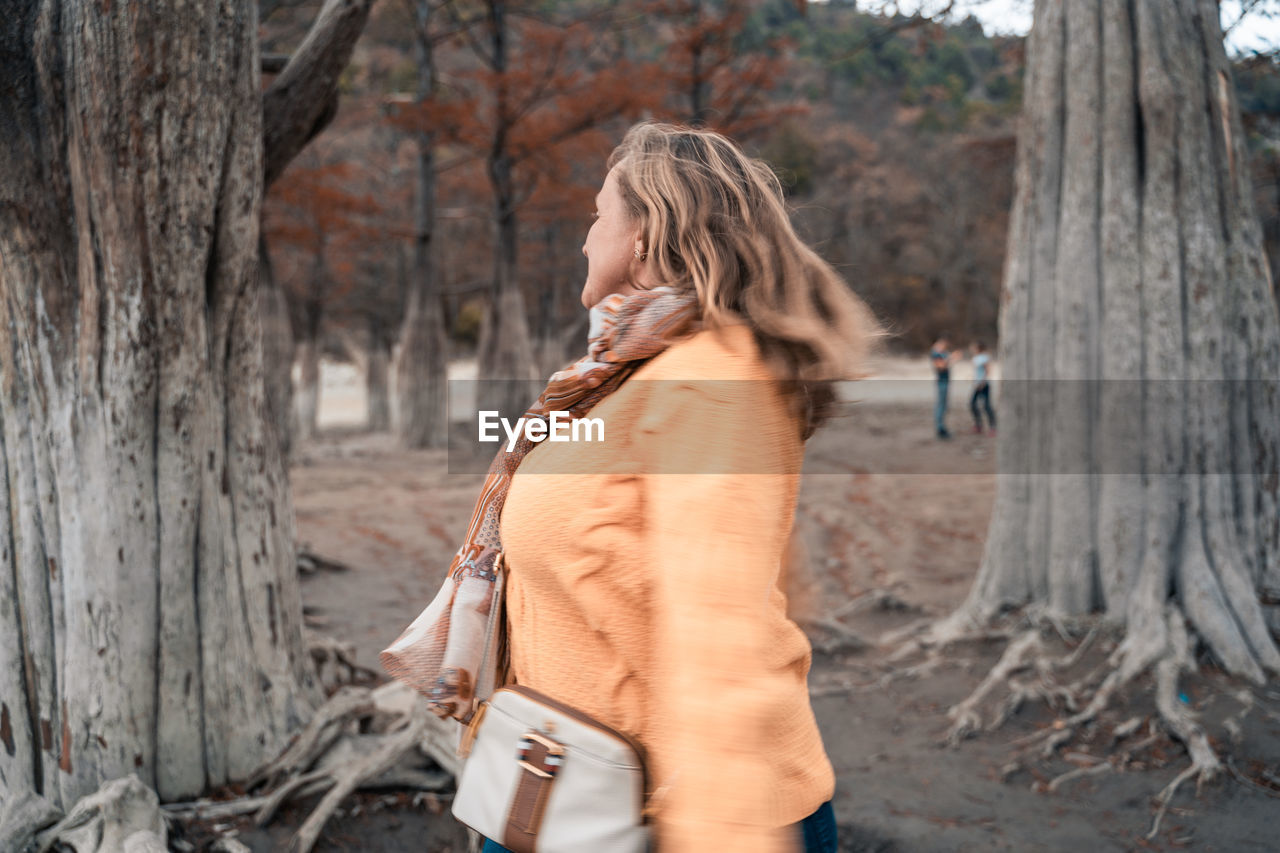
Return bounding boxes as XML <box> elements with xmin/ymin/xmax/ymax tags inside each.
<box><xmin>259</xmin><ymin>0</ymin><xmax>1280</xmax><ymax>375</ymax></box>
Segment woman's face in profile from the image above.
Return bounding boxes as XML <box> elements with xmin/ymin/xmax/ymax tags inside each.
<box><xmin>580</xmin><ymin>166</ymin><xmax>644</xmax><ymax>309</ymax></box>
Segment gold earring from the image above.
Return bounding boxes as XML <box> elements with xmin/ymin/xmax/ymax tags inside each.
<box><xmin>634</xmin><ymin>247</ymin><xmax>647</xmax><ymax>260</ymax></box>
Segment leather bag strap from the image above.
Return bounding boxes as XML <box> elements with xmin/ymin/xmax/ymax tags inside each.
<box><xmin>502</xmin><ymin>732</ymin><xmax>564</xmax><ymax>852</ymax></box>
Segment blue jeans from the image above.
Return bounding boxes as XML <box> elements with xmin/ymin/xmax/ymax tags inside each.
<box><xmin>798</xmin><ymin>799</ymin><xmax>839</xmax><ymax>852</ymax></box>
<box><xmin>970</xmin><ymin>381</ymin><xmax>995</xmax><ymax>430</ymax></box>
<box><xmin>481</xmin><ymin>798</ymin><xmax>838</xmax><ymax>852</ymax></box>
<box><xmin>935</xmin><ymin>370</ymin><xmax>951</xmax><ymax>434</ymax></box>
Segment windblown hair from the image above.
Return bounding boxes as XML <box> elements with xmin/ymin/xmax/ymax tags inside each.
<box><xmin>607</xmin><ymin>121</ymin><xmax>884</xmax><ymax>437</ymax></box>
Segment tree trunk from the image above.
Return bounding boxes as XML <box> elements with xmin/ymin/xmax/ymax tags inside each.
<box><xmin>259</xmin><ymin>234</ymin><xmax>297</xmax><ymax>463</ymax></box>
<box><xmin>476</xmin><ymin>185</ymin><xmax>541</xmax><ymax>417</ymax></box>
<box><xmin>393</xmin><ymin>0</ymin><xmax>450</xmax><ymax>449</ymax></box>
<box><xmin>476</xmin><ymin>0</ymin><xmax>539</xmax><ymax>418</ymax></box>
<box><xmin>256</xmin><ymin>0</ymin><xmax>373</xmax><ymax>461</ymax></box>
<box><xmin>962</xmin><ymin>0</ymin><xmax>1280</xmax><ymax>679</ymax></box>
<box><xmin>294</xmin><ymin>294</ymin><xmax>323</xmax><ymax>442</ymax></box>
<box><xmin>365</xmin><ymin>316</ymin><xmax>391</xmax><ymax>432</ymax></box>
<box><xmin>0</xmin><ymin>0</ymin><xmax>321</xmax><ymax>814</ymax></box>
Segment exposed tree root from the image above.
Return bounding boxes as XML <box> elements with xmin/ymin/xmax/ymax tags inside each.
<box><xmin>283</xmin><ymin>703</ymin><xmax>434</xmax><ymax>853</ymax></box>
<box><xmin>803</xmin><ymin>585</ymin><xmax>929</xmax><ymax>656</ymax></box>
<box><xmin>1145</xmin><ymin>763</ymin><xmax>1198</xmax><ymax>840</ymax></box>
<box><xmin>802</xmin><ymin>616</ymin><xmax>871</xmax><ymax>655</ymax></box>
<box><xmin>830</xmin><ymin>585</ymin><xmax>925</xmax><ymax>620</ymax></box>
<box><xmin>880</xmin><ymin>600</ymin><xmax>1017</xmax><ymax>664</ymax></box>
<box><xmin>297</xmin><ymin>547</ymin><xmax>353</xmax><ymax>575</ymax></box>
<box><xmin>1028</xmin><ymin>719</ymin><xmax>1162</xmax><ymax>791</ymax></box>
<box><xmin>948</xmin><ymin>622</ymin><xmax>1103</xmax><ymax>746</ymax></box>
<box><xmin>1045</xmin><ymin>757</ymin><xmax>1111</xmax><ymax>792</ymax></box>
<box><xmin>881</xmin><ymin>601</ymin><xmax>1277</xmax><ymax>840</ymax></box>
<box><xmin>305</xmin><ymin>628</ymin><xmax>382</xmax><ymax>690</ymax></box>
<box><xmin>1142</xmin><ymin>612</ymin><xmax>1222</xmax><ymax>839</ymax></box>
<box><xmin>945</xmin><ymin>629</ymin><xmax>1044</xmax><ymax>745</ymax></box>
<box><xmin>1220</xmin><ymin>687</ymin><xmax>1255</xmax><ymax>742</ymax></box>
<box><xmin>160</xmin><ymin>681</ymin><xmax>461</xmax><ymax>853</ymax></box>
<box><xmin>875</xmin><ymin>649</ymin><xmax>959</xmax><ymax>687</ymax></box>
<box><xmin>250</xmin><ymin>682</ymin><xmax>458</xmax><ymax>853</ymax></box>
<box><xmin>32</xmin><ymin>775</ymin><xmax>167</xmax><ymax>853</ymax></box>
<box><xmin>1224</xmin><ymin>756</ymin><xmax>1280</xmax><ymax>799</ymax></box>
<box><xmin>248</xmin><ymin>685</ymin><xmax>377</xmax><ymax>791</ymax></box>
<box><xmin>809</xmin><ymin>666</ymin><xmax>893</xmax><ymax>698</ymax></box>
<box><xmin>0</xmin><ymin>792</ymin><xmax>61</xmax><ymax>853</ymax></box>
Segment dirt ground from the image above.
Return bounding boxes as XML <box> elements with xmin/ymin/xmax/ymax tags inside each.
<box><xmin>210</xmin><ymin>367</ymin><xmax>1280</xmax><ymax>853</ymax></box>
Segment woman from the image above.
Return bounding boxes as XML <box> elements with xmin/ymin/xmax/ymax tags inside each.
<box><xmin>388</xmin><ymin>121</ymin><xmax>879</xmax><ymax>852</ymax></box>
<box><xmin>500</xmin><ymin>122</ymin><xmax>880</xmax><ymax>850</ymax></box>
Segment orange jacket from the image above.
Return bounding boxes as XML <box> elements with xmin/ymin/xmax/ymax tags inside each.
<box><xmin>500</xmin><ymin>322</ymin><xmax>835</xmax><ymax>852</ymax></box>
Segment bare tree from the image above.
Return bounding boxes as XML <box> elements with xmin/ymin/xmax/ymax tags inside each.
<box><xmin>0</xmin><ymin>0</ymin><xmax>370</xmax><ymax>834</ymax></box>
<box><xmin>474</xmin><ymin>0</ymin><xmax>543</xmax><ymax>417</ymax></box>
<box><xmin>897</xmin><ymin>0</ymin><xmax>1280</xmax><ymax>797</ymax></box>
<box><xmin>259</xmin><ymin>0</ymin><xmax>376</xmax><ymax>459</ymax></box>
<box><xmin>393</xmin><ymin>0</ymin><xmax>452</xmax><ymax>448</ymax></box>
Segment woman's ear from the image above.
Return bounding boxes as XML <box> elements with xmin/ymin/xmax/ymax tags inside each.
<box><xmin>632</xmin><ymin>222</ymin><xmax>648</xmax><ymax>255</ymax></box>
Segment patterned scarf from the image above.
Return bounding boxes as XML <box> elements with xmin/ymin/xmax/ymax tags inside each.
<box><xmin>380</xmin><ymin>285</ymin><xmax>700</xmax><ymax>720</ymax></box>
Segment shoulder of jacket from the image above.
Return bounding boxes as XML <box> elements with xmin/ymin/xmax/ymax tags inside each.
<box><xmin>634</xmin><ymin>323</ymin><xmax>770</xmax><ymax>383</ymax></box>
<box><xmin>622</xmin><ymin>324</ymin><xmax>804</xmax><ymax>451</ymax></box>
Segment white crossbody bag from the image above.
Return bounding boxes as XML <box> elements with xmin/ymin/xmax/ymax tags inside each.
<box><xmin>453</xmin><ymin>683</ymin><xmax>654</xmax><ymax>853</ymax></box>
<box><xmin>449</xmin><ymin>554</ymin><xmax>657</xmax><ymax>853</ymax></box>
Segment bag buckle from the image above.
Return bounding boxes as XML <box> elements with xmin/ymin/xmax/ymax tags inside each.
<box><xmin>517</xmin><ymin>730</ymin><xmax>565</xmax><ymax>778</ymax></box>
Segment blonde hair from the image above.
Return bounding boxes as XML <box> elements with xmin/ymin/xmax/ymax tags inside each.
<box><xmin>607</xmin><ymin>121</ymin><xmax>883</xmax><ymax>437</ymax></box>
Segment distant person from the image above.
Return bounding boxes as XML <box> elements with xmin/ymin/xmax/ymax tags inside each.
<box><xmin>969</xmin><ymin>341</ymin><xmax>996</xmax><ymax>435</ymax></box>
<box><xmin>930</xmin><ymin>335</ymin><xmax>956</xmax><ymax>439</ymax></box>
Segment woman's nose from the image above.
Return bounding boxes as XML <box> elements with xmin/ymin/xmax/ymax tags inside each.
<box><xmin>581</xmin><ymin>243</ymin><xmax>587</xmax><ymax>258</ymax></box>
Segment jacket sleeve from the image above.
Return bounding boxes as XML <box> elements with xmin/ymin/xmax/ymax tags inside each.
<box><xmin>638</xmin><ymin>381</ymin><xmax>805</xmax><ymax>853</ymax></box>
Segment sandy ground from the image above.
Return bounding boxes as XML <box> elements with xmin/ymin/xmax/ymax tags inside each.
<box><xmin>216</xmin><ymin>360</ymin><xmax>1280</xmax><ymax>853</ymax></box>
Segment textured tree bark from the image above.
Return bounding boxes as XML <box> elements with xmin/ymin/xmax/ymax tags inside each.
<box><xmin>392</xmin><ymin>0</ymin><xmax>450</xmax><ymax>449</ymax></box>
<box><xmin>958</xmin><ymin>0</ymin><xmax>1280</xmax><ymax>679</ymax></box>
<box><xmin>0</xmin><ymin>0</ymin><xmax>322</xmax><ymax>814</ymax></box>
<box><xmin>259</xmin><ymin>235</ymin><xmax>297</xmax><ymax>464</ymax></box>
